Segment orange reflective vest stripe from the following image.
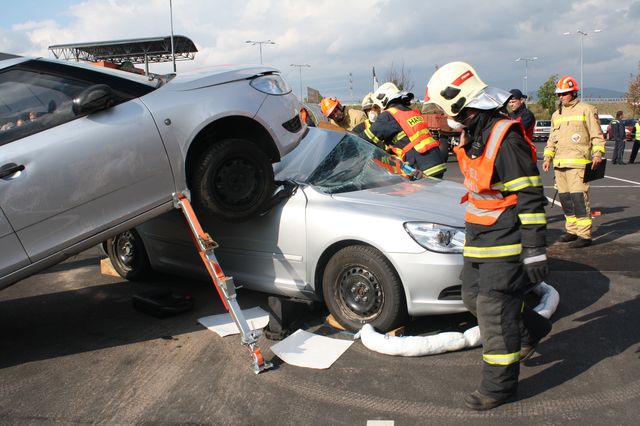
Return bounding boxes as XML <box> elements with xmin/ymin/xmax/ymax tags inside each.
<box><xmin>456</xmin><ymin>119</ymin><xmax>536</xmax><ymax>226</ymax></box>
<box><xmin>387</xmin><ymin>108</ymin><xmax>439</xmax><ymax>159</ymax></box>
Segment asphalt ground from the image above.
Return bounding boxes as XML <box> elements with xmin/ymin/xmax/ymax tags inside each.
<box><xmin>1</xmin><ymin>140</ymin><xmax>639</xmax><ymax>425</ymax></box>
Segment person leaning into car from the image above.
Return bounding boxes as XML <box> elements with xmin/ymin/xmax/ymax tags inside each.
<box><xmin>425</xmin><ymin>62</ymin><xmax>551</xmax><ymax>411</ymax></box>
<box><xmin>542</xmin><ymin>75</ymin><xmax>605</xmax><ymax>249</ymax></box>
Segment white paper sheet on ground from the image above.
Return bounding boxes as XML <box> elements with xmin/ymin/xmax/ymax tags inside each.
<box><xmin>197</xmin><ymin>306</ymin><xmax>270</xmax><ymax>337</ymax></box>
<box><xmin>270</xmin><ymin>329</ymin><xmax>354</xmax><ymax>369</ymax></box>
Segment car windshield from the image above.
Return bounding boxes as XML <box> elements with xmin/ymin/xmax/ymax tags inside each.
<box><xmin>600</xmin><ymin>117</ymin><xmax>612</xmax><ymax>125</ymax></box>
<box><xmin>275</xmin><ymin>128</ymin><xmax>407</xmax><ymax>194</ymax></box>
<box><xmin>537</xmin><ymin>120</ymin><xmax>551</xmax><ymax>127</ymax></box>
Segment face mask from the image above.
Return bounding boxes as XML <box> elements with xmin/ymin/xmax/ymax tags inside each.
<box><xmin>447</xmin><ymin>118</ymin><xmax>466</xmax><ymax>130</ymax></box>
<box><xmin>368</xmin><ymin>111</ymin><xmax>378</xmax><ymax>123</ymax></box>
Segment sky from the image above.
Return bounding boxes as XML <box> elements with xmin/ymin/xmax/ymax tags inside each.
<box><xmin>1</xmin><ymin>0</ymin><xmax>639</xmax><ymax>103</ymax></box>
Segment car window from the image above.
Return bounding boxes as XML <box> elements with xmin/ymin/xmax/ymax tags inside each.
<box><xmin>599</xmin><ymin>117</ymin><xmax>612</xmax><ymax>125</ymax></box>
<box><xmin>536</xmin><ymin>120</ymin><xmax>551</xmax><ymax>127</ymax></box>
<box><xmin>306</xmin><ymin>133</ymin><xmax>406</xmax><ymax>194</ymax></box>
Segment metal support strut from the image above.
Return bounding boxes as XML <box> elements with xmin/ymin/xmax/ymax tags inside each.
<box><xmin>173</xmin><ymin>192</ymin><xmax>273</xmax><ymax>374</ymax></box>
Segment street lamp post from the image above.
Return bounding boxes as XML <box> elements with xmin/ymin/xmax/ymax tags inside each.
<box><xmin>514</xmin><ymin>57</ymin><xmax>537</xmax><ymax>98</ymax></box>
<box><xmin>245</xmin><ymin>40</ymin><xmax>275</xmax><ymax>64</ymax></box>
<box><xmin>290</xmin><ymin>64</ymin><xmax>310</xmax><ymax>101</ymax></box>
<box><xmin>563</xmin><ymin>29</ymin><xmax>602</xmax><ymax>100</ymax></box>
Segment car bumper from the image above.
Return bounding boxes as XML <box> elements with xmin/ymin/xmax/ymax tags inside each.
<box><xmin>386</xmin><ymin>251</ymin><xmax>467</xmax><ymax>316</ymax></box>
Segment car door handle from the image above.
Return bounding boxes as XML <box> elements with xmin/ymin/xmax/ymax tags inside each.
<box><xmin>0</xmin><ymin>163</ymin><xmax>25</xmax><ymax>178</ymax></box>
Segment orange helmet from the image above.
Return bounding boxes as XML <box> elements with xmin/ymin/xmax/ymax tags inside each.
<box><xmin>555</xmin><ymin>76</ymin><xmax>579</xmax><ymax>94</ymax></box>
<box><xmin>320</xmin><ymin>97</ymin><xmax>341</xmax><ymax>117</ymax></box>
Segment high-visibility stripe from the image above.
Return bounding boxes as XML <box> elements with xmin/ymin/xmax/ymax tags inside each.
<box><xmin>543</xmin><ymin>148</ymin><xmax>556</xmax><ymax>158</ymax></box>
<box><xmin>553</xmin><ymin>158</ymin><xmax>591</xmax><ymax>167</ymax></box>
<box><xmin>485</xmin><ymin>120</ymin><xmax>514</xmax><ymax>160</ymax></box>
<box><xmin>576</xmin><ymin>217</ymin><xmax>592</xmax><ymax>226</ymax></box>
<box><xmin>553</xmin><ymin>115</ymin><xmax>586</xmax><ymax>126</ymax></box>
<box><xmin>463</xmin><ymin>244</ymin><xmax>522</xmax><ymax>258</ymax></box>
<box><xmin>391</xmin><ymin>131</ymin><xmax>407</xmax><ymax>144</ymax></box>
<box><xmin>483</xmin><ymin>351</ymin><xmax>520</xmax><ymax>365</ymax></box>
<box><xmin>490</xmin><ymin>181</ymin><xmax>505</xmax><ymax>191</ymax></box>
<box><xmin>365</xmin><ymin>128</ymin><xmax>382</xmax><ymax>145</ymax></box>
<box><xmin>518</xmin><ymin>213</ymin><xmax>547</xmax><ymax>225</ymax></box>
<box><xmin>565</xmin><ymin>215</ymin><xmax>577</xmax><ymax>223</ymax></box>
<box><xmin>503</xmin><ymin>175</ymin><xmax>543</xmax><ymax>191</ymax></box>
<box><xmin>423</xmin><ymin>162</ymin><xmax>447</xmax><ymax>176</ymax></box>
<box><xmin>592</xmin><ymin>145</ymin><xmax>606</xmax><ymax>153</ymax></box>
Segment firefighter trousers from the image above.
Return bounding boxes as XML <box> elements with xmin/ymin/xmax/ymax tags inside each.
<box><xmin>461</xmin><ymin>260</ymin><xmax>550</xmax><ymax>399</ymax></box>
<box><xmin>554</xmin><ymin>167</ymin><xmax>591</xmax><ymax>239</ymax></box>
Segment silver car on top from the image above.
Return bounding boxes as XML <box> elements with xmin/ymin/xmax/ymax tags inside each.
<box><xmin>107</xmin><ymin>129</ymin><xmax>468</xmax><ymax>331</ymax></box>
<box><xmin>0</xmin><ymin>53</ymin><xmax>305</xmax><ymax>289</ymax></box>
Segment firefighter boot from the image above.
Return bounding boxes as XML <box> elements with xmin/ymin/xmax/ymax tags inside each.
<box><xmin>464</xmin><ymin>390</ymin><xmax>516</xmax><ymax>411</ymax></box>
<box><xmin>557</xmin><ymin>233</ymin><xmax>578</xmax><ymax>243</ymax></box>
<box><xmin>569</xmin><ymin>237</ymin><xmax>592</xmax><ymax>248</ymax></box>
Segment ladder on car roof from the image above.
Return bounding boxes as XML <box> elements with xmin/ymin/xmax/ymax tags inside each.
<box><xmin>173</xmin><ymin>192</ymin><xmax>272</xmax><ymax>374</ymax></box>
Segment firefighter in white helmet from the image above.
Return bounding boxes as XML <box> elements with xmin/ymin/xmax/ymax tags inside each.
<box><xmin>359</xmin><ymin>82</ymin><xmax>446</xmax><ymax>178</ymax></box>
<box><xmin>352</xmin><ymin>92</ymin><xmax>383</xmax><ymax>134</ymax></box>
<box><xmin>425</xmin><ymin>61</ymin><xmax>551</xmax><ymax>410</ymax></box>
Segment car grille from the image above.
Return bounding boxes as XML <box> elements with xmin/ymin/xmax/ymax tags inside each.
<box><xmin>282</xmin><ymin>114</ymin><xmax>302</xmax><ymax>133</ymax></box>
<box><xmin>438</xmin><ymin>285</ymin><xmax>462</xmax><ymax>300</ymax></box>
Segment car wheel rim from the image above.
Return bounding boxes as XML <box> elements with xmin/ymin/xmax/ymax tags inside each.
<box><xmin>213</xmin><ymin>158</ymin><xmax>259</xmax><ymax>207</ymax></box>
<box><xmin>338</xmin><ymin>266</ymin><xmax>383</xmax><ymax>319</ymax></box>
<box><xmin>114</xmin><ymin>231</ymin><xmax>136</xmax><ymax>271</ymax></box>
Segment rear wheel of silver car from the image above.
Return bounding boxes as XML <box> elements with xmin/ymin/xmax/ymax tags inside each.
<box><xmin>106</xmin><ymin>229</ymin><xmax>151</xmax><ymax>280</ymax></box>
<box><xmin>323</xmin><ymin>245</ymin><xmax>407</xmax><ymax>332</ymax></box>
<box><xmin>192</xmin><ymin>138</ymin><xmax>275</xmax><ymax>223</ymax></box>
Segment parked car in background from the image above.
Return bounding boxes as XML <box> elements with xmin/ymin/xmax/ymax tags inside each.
<box><xmin>105</xmin><ymin>129</ymin><xmax>468</xmax><ymax>332</ymax></box>
<box><xmin>0</xmin><ymin>52</ymin><xmax>305</xmax><ymax>289</ymax></box>
<box><xmin>532</xmin><ymin>120</ymin><xmax>551</xmax><ymax>142</ymax></box>
<box><xmin>599</xmin><ymin>114</ymin><xmax>614</xmax><ymax>137</ymax></box>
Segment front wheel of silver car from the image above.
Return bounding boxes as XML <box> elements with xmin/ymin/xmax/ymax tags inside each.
<box><xmin>106</xmin><ymin>229</ymin><xmax>152</xmax><ymax>280</ymax></box>
<box><xmin>191</xmin><ymin>138</ymin><xmax>275</xmax><ymax>223</ymax></box>
<box><xmin>322</xmin><ymin>245</ymin><xmax>407</xmax><ymax>332</ymax></box>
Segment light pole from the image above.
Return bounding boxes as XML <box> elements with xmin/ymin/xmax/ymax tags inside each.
<box><xmin>245</xmin><ymin>40</ymin><xmax>275</xmax><ymax>64</ymax></box>
<box><xmin>563</xmin><ymin>29</ymin><xmax>602</xmax><ymax>100</ymax></box>
<box><xmin>514</xmin><ymin>57</ymin><xmax>537</xmax><ymax>97</ymax></box>
<box><xmin>169</xmin><ymin>0</ymin><xmax>176</xmax><ymax>72</ymax></box>
<box><xmin>290</xmin><ymin>64</ymin><xmax>310</xmax><ymax>100</ymax></box>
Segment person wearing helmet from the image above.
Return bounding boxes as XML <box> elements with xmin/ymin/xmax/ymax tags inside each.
<box><xmin>542</xmin><ymin>76</ymin><xmax>605</xmax><ymax>249</ymax></box>
<box><xmin>320</xmin><ymin>96</ymin><xmax>366</xmax><ymax>131</ymax></box>
<box><xmin>359</xmin><ymin>82</ymin><xmax>446</xmax><ymax>178</ymax></box>
<box><xmin>425</xmin><ymin>62</ymin><xmax>550</xmax><ymax>410</ymax></box>
<box><xmin>352</xmin><ymin>92</ymin><xmax>383</xmax><ymax>134</ymax></box>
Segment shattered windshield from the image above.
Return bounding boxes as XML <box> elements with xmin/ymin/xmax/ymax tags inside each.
<box><xmin>275</xmin><ymin>129</ymin><xmax>410</xmax><ymax>194</ymax></box>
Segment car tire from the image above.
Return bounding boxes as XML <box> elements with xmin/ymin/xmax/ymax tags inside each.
<box><xmin>439</xmin><ymin>137</ymin><xmax>449</xmax><ymax>163</ymax></box>
<box><xmin>322</xmin><ymin>245</ymin><xmax>407</xmax><ymax>332</ymax></box>
<box><xmin>106</xmin><ymin>229</ymin><xmax>152</xmax><ymax>280</ymax></box>
<box><xmin>192</xmin><ymin>138</ymin><xmax>275</xmax><ymax>223</ymax></box>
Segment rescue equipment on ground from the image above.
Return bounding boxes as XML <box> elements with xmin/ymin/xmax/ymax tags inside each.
<box><xmin>355</xmin><ymin>281</ymin><xmax>559</xmax><ymax>357</ymax></box>
<box><xmin>174</xmin><ymin>192</ymin><xmax>272</xmax><ymax>373</ymax></box>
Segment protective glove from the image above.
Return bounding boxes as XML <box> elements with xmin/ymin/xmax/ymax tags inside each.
<box><xmin>522</xmin><ymin>247</ymin><xmax>549</xmax><ymax>284</ymax></box>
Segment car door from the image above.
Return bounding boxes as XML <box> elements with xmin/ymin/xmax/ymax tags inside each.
<box><xmin>0</xmin><ymin>205</ymin><xmax>28</xmax><ymax>278</ymax></box>
<box><xmin>0</xmin><ymin>61</ymin><xmax>175</xmax><ymax>265</ymax></box>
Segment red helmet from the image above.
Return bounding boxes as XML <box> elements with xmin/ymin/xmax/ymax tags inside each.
<box><xmin>555</xmin><ymin>76</ymin><xmax>579</xmax><ymax>94</ymax></box>
<box><xmin>320</xmin><ymin>97</ymin><xmax>341</xmax><ymax>117</ymax></box>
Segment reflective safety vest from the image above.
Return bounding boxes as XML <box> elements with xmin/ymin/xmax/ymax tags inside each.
<box><xmin>456</xmin><ymin>119</ymin><xmax>536</xmax><ymax>226</ymax></box>
<box><xmin>386</xmin><ymin>108</ymin><xmax>439</xmax><ymax>160</ymax></box>
<box><xmin>635</xmin><ymin>122</ymin><xmax>640</xmax><ymax>141</ymax></box>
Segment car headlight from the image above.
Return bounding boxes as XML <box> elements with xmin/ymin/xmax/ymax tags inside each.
<box><xmin>404</xmin><ymin>222</ymin><xmax>465</xmax><ymax>254</ymax></box>
<box><xmin>250</xmin><ymin>74</ymin><xmax>292</xmax><ymax>95</ymax></box>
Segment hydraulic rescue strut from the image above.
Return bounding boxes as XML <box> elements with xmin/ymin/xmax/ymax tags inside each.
<box><xmin>173</xmin><ymin>192</ymin><xmax>273</xmax><ymax>374</ymax></box>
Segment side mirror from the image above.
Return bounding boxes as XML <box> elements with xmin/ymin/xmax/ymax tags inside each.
<box><xmin>72</xmin><ymin>84</ymin><xmax>116</xmax><ymax>116</ymax></box>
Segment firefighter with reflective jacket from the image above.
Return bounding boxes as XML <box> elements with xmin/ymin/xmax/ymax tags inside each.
<box><xmin>543</xmin><ymin>76</ymin><xmax>605</xmax><ymax>248</ymax></box>
<box><xmin>320</xmin><ymin>96</ymin><xmax>366</xmax><ymax>131</ymax></box>
<box><xmin>360</xmin><ymin>82</ymin><xmax>447</xmax><ymax>178</ymax></box>
<box><xmin>425</xmin><ymin>62</ymin><xmax>551</xmax><ymax>410</ymax></box>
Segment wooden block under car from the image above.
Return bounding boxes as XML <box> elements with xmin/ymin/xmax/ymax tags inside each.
<box><xmin>100</xmin><ymin>258</ymin><xmax>121</xmax><ymax>278</ymax></box>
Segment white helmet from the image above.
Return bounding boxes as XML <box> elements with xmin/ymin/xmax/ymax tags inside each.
<box><xmin>374</xmin><ymin>82</ymin><xmax>413</xmax><ymax>109</ymax></box>
<box><xmin>361</xmin><ymin>92</ymin><xmax>382</xmax><ymax>110</ymax></box>
<box><xmin>425</xmin><ymin>61</ymin><xmax>509</xmax><ymax>117</ymax></box>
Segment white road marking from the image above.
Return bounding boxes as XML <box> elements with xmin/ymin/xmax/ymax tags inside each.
<box><xmin>602</xmin><ymin>175</ymin><xmax>640</xmax><ymax>185</ymax></box>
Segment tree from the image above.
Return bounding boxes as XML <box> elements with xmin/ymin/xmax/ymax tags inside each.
<box><xmin>626</xmin><ymin>62</ymin><xmax>640</xmax><ymax>117</ymax></box>
<box><xmin>384</xmin><ymin>60</ymin><xmax>414</xmax><ymax>92</ymax></box>
<box><xmin>537</xmin><ymin>74</ymin><xmax>559</xmax><ymax>117</ymax></box>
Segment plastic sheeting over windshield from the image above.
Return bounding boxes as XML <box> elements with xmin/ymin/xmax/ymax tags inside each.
<box><xmin>274</xmin><ymin>128</ymin><xmax>405</xmax><ymax>194</ymax></box>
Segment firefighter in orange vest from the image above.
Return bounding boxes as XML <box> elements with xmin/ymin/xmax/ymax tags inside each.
<box><xmin>360</xmin><ymin>82</ymin><xmax>447</xmax><ymax>178</ymax></box>
<box><xmin>425</xmin><ymin>62</ymin><xmax>551</xmax><ymax>410</ymax></box>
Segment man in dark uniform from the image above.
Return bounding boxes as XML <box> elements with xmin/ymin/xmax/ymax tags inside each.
<box><xmin>359</xmin><ymin>82</ymin><xmax>446</xmax><ymax>178</ymax></box>
<box><xmin>426</xmin><ymin>62</ymin><xmax>551</xmax><ymax>410</ymax></box>
<box><xmin>508</xmin><ymin>89</ymin><xmax>536</xmax><ymax>141</ymax></box>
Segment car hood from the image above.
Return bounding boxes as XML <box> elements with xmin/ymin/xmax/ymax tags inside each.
<box><xmin>330</xmin><ymin>178</ymin><xmax>466</xmax><ymax>227</ymax></box>
<box><xmin>163</xmin><ymin>65</ymin><xmax>279</xmax><ymax>91</ymax></box>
